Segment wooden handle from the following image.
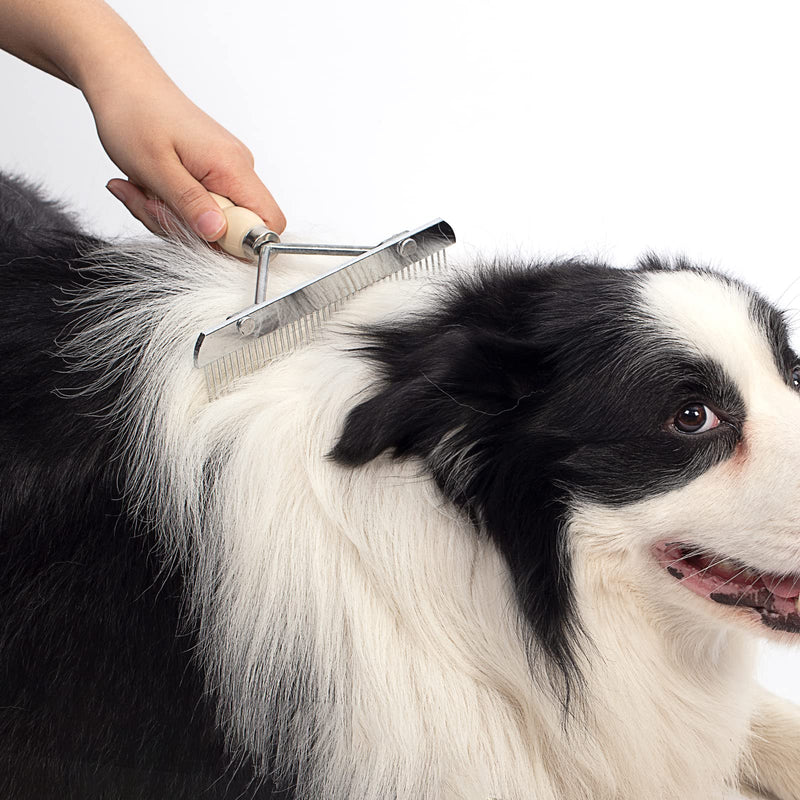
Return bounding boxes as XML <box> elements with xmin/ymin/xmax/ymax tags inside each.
<box><xmin>208</xmin><ymin>193</ymin><xmax>274</xmax><ymax>259</ymax></box>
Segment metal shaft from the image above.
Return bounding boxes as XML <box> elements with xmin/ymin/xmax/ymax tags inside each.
<box><xmin>254</xmin><ymin>243</ymin><xmax>371</xmax><ymax>304</ymax></box>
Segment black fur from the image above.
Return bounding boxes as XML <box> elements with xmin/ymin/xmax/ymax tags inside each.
<box><xmin>331</xmin><ymin>261</ymin><xmax>779</xmax><ymax>686</ymax></box>
<box><xmin>2</xmin><ymin>173</ymin><xmax>796</xmax><ymax>797</ymax></box>
<box><xmin>0</xmin><ymin>175</ymin><xmax>277</xmax><ymax>800</ymax></box>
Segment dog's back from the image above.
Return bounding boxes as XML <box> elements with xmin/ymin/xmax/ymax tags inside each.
<box><xmin>0</xmin><ymin>176</ymin><xmax>276</xmax><ymax>799</ymax></box>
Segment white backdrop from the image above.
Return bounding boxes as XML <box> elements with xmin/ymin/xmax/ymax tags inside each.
<box><xmin>3</xmin><ymin>0</ymin><xmax>799</xmax><ymax>703</ymax></box>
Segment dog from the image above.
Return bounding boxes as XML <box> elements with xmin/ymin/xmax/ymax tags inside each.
<box><xmin>1</xmin><ymin>172</ymin><xmax>799</xmax><ymax>800</ymax></box>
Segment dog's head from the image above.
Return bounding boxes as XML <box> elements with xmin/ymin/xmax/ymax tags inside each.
<box><xmin>332</xmin><ymin>257</ymin><xmax>800</xmax><ymax>678</ymax></box>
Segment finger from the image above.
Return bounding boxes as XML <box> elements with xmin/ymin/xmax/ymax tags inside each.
<box><xmin>106</xmin><ymin>179</ymin><xmax>164</xmax><ymax>236</ymax></box>
<box><xmin>215</xmin><ymin>171</ymin><xmax>287</xmax><ymax>235</ymax></box>
<box><xmin>145</xmin><ymin>161</ymin><xmax>228</xmax><ymax>242</ymax></box>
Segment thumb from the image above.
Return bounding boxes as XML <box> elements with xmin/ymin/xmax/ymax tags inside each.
<box><xmin>149</xmin><ymin>162</ymin><xmax>228</xmax><ymax>241</ymax></box>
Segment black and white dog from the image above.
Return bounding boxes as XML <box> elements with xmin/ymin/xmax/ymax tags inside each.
<box><xmin>1</xmin><ymin>173</ymin><xmax>800</xmax><ymax>800</ymax></box>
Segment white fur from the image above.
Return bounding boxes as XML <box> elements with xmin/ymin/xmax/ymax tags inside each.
<box><xmin>65</xmin><ymin>241</ymin><xmax>800</xmax><ymax>799</ymax></box>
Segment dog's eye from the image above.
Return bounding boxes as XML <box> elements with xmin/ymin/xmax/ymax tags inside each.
<box><xmin>673</xmin><ymin>403</ymin><xmax>720</xmax><ymax>434</ymax></box>
<box><xmin>792</xmin><ymin>366</ymin><xmax>800</xmax><ymax>390</ymax></box>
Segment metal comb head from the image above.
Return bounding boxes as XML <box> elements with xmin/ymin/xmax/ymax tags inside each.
<box><xmin>194</xmin><ymin>219</ymin><xmax>456</xmax><ymax>399</ymax></box>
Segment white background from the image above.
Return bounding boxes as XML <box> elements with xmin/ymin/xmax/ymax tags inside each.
<box><xmin>2</xmin><ymin>1</ymin><xmax>799</xmax><ymax>704</ymax></box>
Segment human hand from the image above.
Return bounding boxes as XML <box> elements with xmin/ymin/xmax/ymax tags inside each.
<box><xmin>0</xmin><ymin>0</ymin><xmax>285</xmax><ymax>241</ymax></box>
<box><xmin>94</xmin><ymin>71</ymin><xmax>286</xmax><ymax>241</ymax></box>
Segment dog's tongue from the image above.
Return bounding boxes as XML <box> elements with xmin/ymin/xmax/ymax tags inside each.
<box><xmin>762</xmin><ymin>574</ymin><xmax>800</xmax><ymax>599</ymax></box>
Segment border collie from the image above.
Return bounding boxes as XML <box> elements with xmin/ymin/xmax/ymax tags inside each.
<box><xmin>1</xmin><ymin>173</ymin><xmax>799</xmax><ymax>800</ymax></box>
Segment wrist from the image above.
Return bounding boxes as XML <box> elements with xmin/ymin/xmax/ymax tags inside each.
<box><xmin>80</xmin><ymin>49</ymin><xmax>175</xmax><ymax>114</ymax></box>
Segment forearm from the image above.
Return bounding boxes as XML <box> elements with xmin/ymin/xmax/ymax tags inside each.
<box><xmin>0</xmin><ymin>0</ymin><xmax>169</xmax><ymax>101</ymax></box>
<box><xmin>1</xmin><ymin>0</ymin><xmax>286</xmax><ymax>237</ymax></box>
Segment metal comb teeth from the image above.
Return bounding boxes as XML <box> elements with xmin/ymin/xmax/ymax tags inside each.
<box><xmin>198</xmin><ymin>225</ymin><xmax>453</xmax><ymax>400</ymax></box>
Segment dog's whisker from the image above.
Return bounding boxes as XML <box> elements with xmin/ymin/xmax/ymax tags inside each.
<box><xmin>663</xmin><ymin>547</ymin><xmax>707</xmax><ymax>571</ymax></box>
<box><xmin>714</xmin><ymin>566</ymin><xmax>757</xmax><ymax>594</ymax></box>
<box><xmin>729</xmin><ymin>570</ymin><xmax>768</xmax><ymax>608</ymax></box>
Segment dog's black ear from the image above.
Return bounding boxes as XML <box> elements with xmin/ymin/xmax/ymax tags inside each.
<box><xmin>331</xmin><ymin>319</ymin><xmax>582</xmax><ymax>695</ymax></box>
<box><xmin>330</xmin><ymin>325</ymin><xmax>549</xmax><ymax>467</ymax></box>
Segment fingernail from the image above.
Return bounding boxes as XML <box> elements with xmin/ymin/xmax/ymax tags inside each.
<box><xmin>195</xmin><ymin>210</ymin><xmax>226</xmax><ymax>239</ymax></box>
<box><xmin>106</xmin><ymin>182</ymin><xmax>127</xmax><ymax>203</ymax></box>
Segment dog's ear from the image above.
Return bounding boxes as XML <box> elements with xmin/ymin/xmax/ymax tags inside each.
<box><xmin>330</xmin><ymin>326</ymin><xmax>549</xmax><ymax>467</ymax></box>
<box><xmin>331</xmin><ymin>322</ymin><xmax>581</xmax><ymax>694</ymax></box>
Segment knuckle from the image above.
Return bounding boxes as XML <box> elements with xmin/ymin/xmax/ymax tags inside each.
<box><xmin>174</xmin><ymin>183</ymin><xmax>208</xmax><ymax>211</ymax></box>
<box><xmin>229</xmin><ymin>138</ymin><xmax>254</xmax><ymax>164</ymax></box>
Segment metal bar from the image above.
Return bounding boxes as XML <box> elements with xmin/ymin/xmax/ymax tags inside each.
<box><xmin>266</xmin><ymin>244</ymin><xmax>371</xmax><ymax>257</ymax></box>
<box><xmin>254</xmin><ymin>244</ymin><xmax>371</xmax><ymax>305</ymax></box>
<box><xmin>194</xmin><ymin>219</ymin><xmax>455</xmax><ymax>369</ymax></box>
<box><xmin>254</xmin><ymin>245</ymin><xmax>273</xmax><ymax>305</ymax></box>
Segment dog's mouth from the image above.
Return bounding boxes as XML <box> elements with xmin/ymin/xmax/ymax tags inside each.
<box><xmin>653</xmin><ymin>541</ymin><xmax>800</xmax><ymax>633</ymax></box>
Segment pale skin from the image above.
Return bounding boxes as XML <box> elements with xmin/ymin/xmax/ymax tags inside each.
<box><xmin>0</xmin><ymin>0</ymin><xmax>286</xmax><ymax>239</ymax></box>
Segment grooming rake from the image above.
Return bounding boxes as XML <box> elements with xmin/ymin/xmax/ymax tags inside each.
<box><xmin>194</xmin><ymin>195</ymin><xmax>456</xmax><ymax>399</ymax></box>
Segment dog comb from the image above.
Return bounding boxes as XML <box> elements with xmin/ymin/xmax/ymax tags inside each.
<box><xmin>194</xmin><ymin>195</ymin><xmax>456</xmax><ymax>399</ymax></box>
